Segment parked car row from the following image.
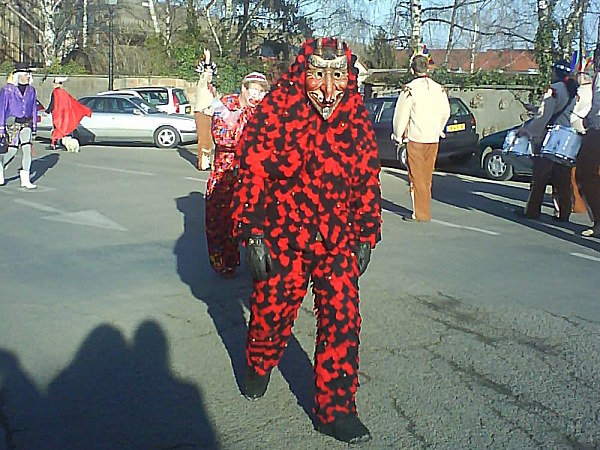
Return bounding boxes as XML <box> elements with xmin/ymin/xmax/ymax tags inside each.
<box><xmin>97</xmin><ymin>86</ymin><xmax>192</xmax><ymax>115</ymax></box>
<box><xmin>365</xmin><ymin>94</ymin><xmax>533</xmax><ymax>181</ymax></box>
<box><xmin>36</xmin><ymin>88</ymin><xmax>196</xmax><ymax>149</ymax></box>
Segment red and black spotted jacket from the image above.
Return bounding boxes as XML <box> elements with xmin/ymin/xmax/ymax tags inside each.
<box><xmin>231</xmin><ymin>39</ymin><xmax>382</xmax><ymax>251</ymax></box>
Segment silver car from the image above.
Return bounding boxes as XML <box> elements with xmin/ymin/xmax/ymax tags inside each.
<box><xmin>37</xmin><ymin>95</ymin><xmax>197</xmax><ymax>149</ymax></box>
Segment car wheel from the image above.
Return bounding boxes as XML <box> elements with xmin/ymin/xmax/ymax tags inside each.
<box><xmin>397</xmin><ymin>142</ymin><xmax>408</xmax><ymax>169</ymax></box>
<box><xmin>154</xmin><ymin>126</ymin><xmax>180</xmax><ymax>149</ymax></box>
<box><xmin>483</xmin><ymin>149</ymin><xmax>513</xmax><ymax>181</ymax></box>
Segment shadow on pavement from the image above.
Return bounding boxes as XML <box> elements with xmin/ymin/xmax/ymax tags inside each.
<box><xmin>174</xmin><ymin>191</ymin><xmax>316</xmax><ymax>423</ymax></box>
<box><xmin>384</xmin><ymin>168</ymin><xmax>600</xmax><ymax>252</ymax></box>
<box><xmin>176</xmin><ymin>147</ymin><xmax>200</xmax><ymax>170</ymax></box>
<box><xmin>32</xmin><ymin>152</ymin><xmax>60</xmax><ymax>182</ymax></box>
<box><xmin>0</xmin><ymin>321</ymin><xmax>216</xmax><ymax>449</ymax></box>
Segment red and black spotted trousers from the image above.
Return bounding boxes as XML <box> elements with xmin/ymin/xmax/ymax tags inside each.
<box><xmin>205</xmin><ymin>148</ymin><xmax>240</xmax><ymax>275</ymax></box>
<box><xmin>247</xmin><ymin>238</ymin><xmax>361</xmax><ymax>424</ymax></box>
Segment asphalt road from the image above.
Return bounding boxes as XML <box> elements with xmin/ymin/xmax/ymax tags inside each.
<box><xmin>0</xmin><ymin>143</ymin><xmax>598</xmax><ymax>449</ymax></box>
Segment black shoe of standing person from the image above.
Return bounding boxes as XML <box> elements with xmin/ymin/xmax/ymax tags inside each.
<box><xmin>241</xmin><ymin>365</ymin><xmax>271</xmax><ymax>401</ymax></box>
<box><xmin>317</xmin><ymin>413</ymin><xmax>372</xmax><ymax>444</ymax></box>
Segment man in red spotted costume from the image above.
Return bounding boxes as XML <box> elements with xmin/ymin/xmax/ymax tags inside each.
<box><xmin>231</xmin><ymin>37</ymin><xmax>381</xmax><ymax>443</ymax></box>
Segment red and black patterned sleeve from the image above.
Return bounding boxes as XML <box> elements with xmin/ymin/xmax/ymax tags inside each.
<box><xmin>350</xmin><ymin>103</ymin><xmax>382</xmax><ymax>248</ymax></box>
<box><xmin>231</xmin><ymin>125</ymin><xmax>269</xmax><ymax>241</ymax></box>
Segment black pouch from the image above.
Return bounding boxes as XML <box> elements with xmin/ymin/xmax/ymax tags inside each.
<box><xmin>0</xmin><ymin>135</ymin><xmax>7</xmax><ymax>154</ymax></box>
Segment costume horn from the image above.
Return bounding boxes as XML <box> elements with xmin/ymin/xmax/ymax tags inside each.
<box><xmin>336</xmin><ymin>38</ymin><xmax>344</xmax><ymax>56</ymax></box>
<box><xmin>315</xmin><ymin>38</ymin><xmax>323</xmax><ymax>56</ymax></box>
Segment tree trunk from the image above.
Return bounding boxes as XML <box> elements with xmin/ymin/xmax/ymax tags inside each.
<box><xmin>444</xmin><ymin>0</ymin><xmax>460</xmax><ymax>67</ymax></box>
<box><xmin>82</xmin><ymin>0</ymin><xmax>88</xmax><ymax>48</ymax></box>
<box><xmin>535</xmin><ymin>0</ymin><xmax>553</xmax><ymax>81</ymax></box>
<box><xmin>146</xmin><ymin>0</ymin><xmax>161</xmax><ymax>36</ymax></box>
<box><xmin>469</xmin><ymin>4</ymin><xmax>480</xmax><ymax>73</ymax></box>
<box><xmin>239</xmin><ymin>0</ymin><xmax>250</xmax><ymax>57</ymax></box>
<box><xmin>410</xmin><ymin>0</ymin><xmax>422</xmax><ymax>52</ymax></box>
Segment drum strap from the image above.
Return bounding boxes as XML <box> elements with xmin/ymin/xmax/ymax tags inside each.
<box><xmin>548</xmin><ymin>94</ymin><xmax>576</xmax><ymax>127</ymax></box>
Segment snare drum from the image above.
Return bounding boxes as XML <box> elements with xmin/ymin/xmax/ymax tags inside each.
<box><xmin>541</xmin><ymin>125</ymin><xmax>582</xmax><ymax>167</ymax></box>
<box><xmin>502</xmin><ymin>130</ymin><xmax>532</xmax><ymax>161</ymax></box>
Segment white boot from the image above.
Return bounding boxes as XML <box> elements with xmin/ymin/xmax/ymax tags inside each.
<box><xmin>199</xmin><ymin>149</ymin><xmax>211</xmax><ymax>170</ymax></box>
<box><xmin>0</xmin><ymin>167</ymin><xmax>4</xmax><ymax>186</ymax></box>
<box><xmin>19</xmin><ymin>170</ymin><xmax>36</xmax><ymax>189</ymax></box>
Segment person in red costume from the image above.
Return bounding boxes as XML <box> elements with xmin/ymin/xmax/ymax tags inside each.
<box><xmin>231</xmin><ymin>38</ymin><xmax>382</xmax><ymax>444</ymax></box>
<box><xmin>204</xmin><ymin>72</ymin><xmax>269</xmax><ymax>278</ymax></box>
<box><xmin>46</xmin><ymin>77</ymin><xmax>92</xmax><ymax>151</ymax></box>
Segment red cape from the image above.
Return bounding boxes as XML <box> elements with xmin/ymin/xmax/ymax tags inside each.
<box><xmin>51</xmin><ymin>88</ymin><xmax>92</xmax><ymax>144</ymax></box>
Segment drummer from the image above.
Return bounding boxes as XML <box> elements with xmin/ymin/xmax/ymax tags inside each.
<box><xmin>515</xmin><ymin>59</ymin><xmax>579</xmax><ymax>221</ymax></box>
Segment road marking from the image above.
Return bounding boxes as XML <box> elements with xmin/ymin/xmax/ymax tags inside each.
<box><xmin>73</xmin><ymin>163</ymin><xmax>155</xmax><ymax>176</ymax></box>
<box><xmin>13</xmin><ymin>199</ymin><xmax>127</xmax><ymax>231</ymax></box>
<box><xmin>430</xmin><ymin>219</ymin><xmax>501</xmax><ymax>235</ymax></box>
<box><xmin>13</xmin><ymin>199</ymin><xmax>60</xmax><ymax>213</ymax></box>
<box><xmin>571</xmin><ymin>253</ymin><xmax>600</xmax><ymax>262</ymax></box>
<box><xmin>382</xmin><ymin>210</ymin><xmax>501</xmax><ymax>236</ymax></box>
<box><xmin>184</xmin><ymin>176</ymin><xmax>207</xmax><ymax>182</ymax></box>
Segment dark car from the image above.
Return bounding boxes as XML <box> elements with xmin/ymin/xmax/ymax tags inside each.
<box><xmin>365</xmin><ymin>95</ymin><xmax>479</xmax><ymax>168</ymax></box>
<box><xmin>477</xmin><ymin>121</ymin><xmax>533</xmax><ymax>181</ymax></box>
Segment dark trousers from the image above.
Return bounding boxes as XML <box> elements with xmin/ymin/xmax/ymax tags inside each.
<box><xmin>576</xmin><ymin>129</ymin><xmax>600</xmax><ymax>226</ymax></box>
<box><xmin>525</xmin><ymin>156</ymin><xmax>572</xmax><ymax>220</ymax></box>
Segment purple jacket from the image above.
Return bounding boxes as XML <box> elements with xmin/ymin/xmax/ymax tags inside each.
<box><xmin>0</xmin><ymin>83</ymin><xmax>38</xmax><ymax>134</ymax></box>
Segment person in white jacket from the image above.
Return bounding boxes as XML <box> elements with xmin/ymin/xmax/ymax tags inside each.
<box><xmin>392</xmin><ymin>54</ymin><xmax>450</xmax><ymax>221</ymax></box>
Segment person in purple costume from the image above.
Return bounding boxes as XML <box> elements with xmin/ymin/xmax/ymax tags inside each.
<box><xmin>0</xmin><ymin>64</ymin><xmax>38</xmax><ymax>188</ymax></box>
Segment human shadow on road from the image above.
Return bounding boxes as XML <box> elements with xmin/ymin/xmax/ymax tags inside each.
<box><xmin>386</xmin><ymin>169</ymin><xmax>600</xmax><ymax>252</ymax></box>
<box><xmin>380</xmin><ymin>198</ymin><xmax>412</xmax><ymax>218</ymax></box>
<box><xmin>176</xmin><ymin>147</ymin><xmax>200</xmax><ymax>171</ymax></box>
<box><xmin>174</xmin><ymin>191</ymin><xmax>316</xmax><ymax>422</ymax></box>
<box><xmin>0</xmin><ymin>321</ymin><xmax>217</xmax><ymax>449</ymax></box>
<box><xmin>32</xmin><ymin>152</ymin><xmax>60</xmax><ymax>182</ymax></box>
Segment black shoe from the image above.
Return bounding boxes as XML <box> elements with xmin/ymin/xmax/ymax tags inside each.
<box><xmin>317</xmin><ymin>413</ymin><xmax>372</xmax><ymax>444</ymax></box>
<box><xmin>241</xmin><ymin>366</ymin><xmax>271</xmax><ymax>401</ymax></box>
<box><xmin>551</xmin><ymin>215</ymin><xmax>569</xmax><ymax>223</ymax></box>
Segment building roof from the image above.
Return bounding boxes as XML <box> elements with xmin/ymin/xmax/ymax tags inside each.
<box><xmin>395</xmin><ymin>48</ymin><xmax>538</xmax><ymax>72</ymax></box>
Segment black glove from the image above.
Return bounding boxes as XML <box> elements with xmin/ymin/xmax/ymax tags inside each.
<box><xmin>355</xmin><ymin>242</ymin><xmax>371</xmax><ymax>276</ymax></box>
<box><xmin>245</xmin><ymin>235</ymin><xmax>272</xmax><ymax>281</ymax></box>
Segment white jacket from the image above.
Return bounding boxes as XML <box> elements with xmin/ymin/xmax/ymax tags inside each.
<box><xmin>392</xmin><ymin>76</ymin><xmax>450</xmax><ymax>144</ymax></box>
<box><xmin>571</xmin><ymin>82</ymin><xmax>593</xmax><ymax>133</ymax></box>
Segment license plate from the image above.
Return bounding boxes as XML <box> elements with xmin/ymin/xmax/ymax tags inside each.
<box><xmin>446</xmin><ymin>123</ymin><xmax>466</xmax><ymax>133</ymax></box>
<box><xmin>185</xmin><ymin>106</ymin><xmax>191</xmax><ymax>114</ymax></box>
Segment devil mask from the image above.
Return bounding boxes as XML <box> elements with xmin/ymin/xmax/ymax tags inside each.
<box><xmin>305</xmin><ymin>38</ymin><xmax>349</xmax><ymax>120</ymax></box>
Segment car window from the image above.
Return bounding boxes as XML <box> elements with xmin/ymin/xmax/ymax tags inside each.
<box><xmin>137</xmin><ymin>89</ymin><xmax>169</xmax><ymax>105</ymax></box>
<box><xmin>79</xmin><ymin>97</ymin><xmax>93</xmax><ymax>108</ymax></box>
<box><xmin>365</xmin><ymin>101</ymin><xmax>380</xmax><ymax>119</ymax></box>
<box><xmin>118</xmin><ymin>98</ymin><xmax>138</xmax><ymax>114</ymax></box>
<box><xmin>82</xmin><ymin>98</ymin><xmax>105</xmax><ymax>112</ymax></box>
<box><xmin>449</xmin><ymin>98</ymin><xmax>470</xmax><ymax>116</ymax></box>
<box><xmin>129</xmin><ymin>97</ymin><xmax>160</xmax><ymax>114</ymax></box>
<box><xmin>174</xmin><ymin>89</ymin><xmax>189</xmax><ymax>104</ymax></box>
<box><xmin>379</xmin><ymin>101</ymin><xmax>396</xmax><ymax>122</ymax></box>
<box><xmin>100</xmin><ymin>98</ymin><xmax>117</xmax><ymax>113</ymax></box>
